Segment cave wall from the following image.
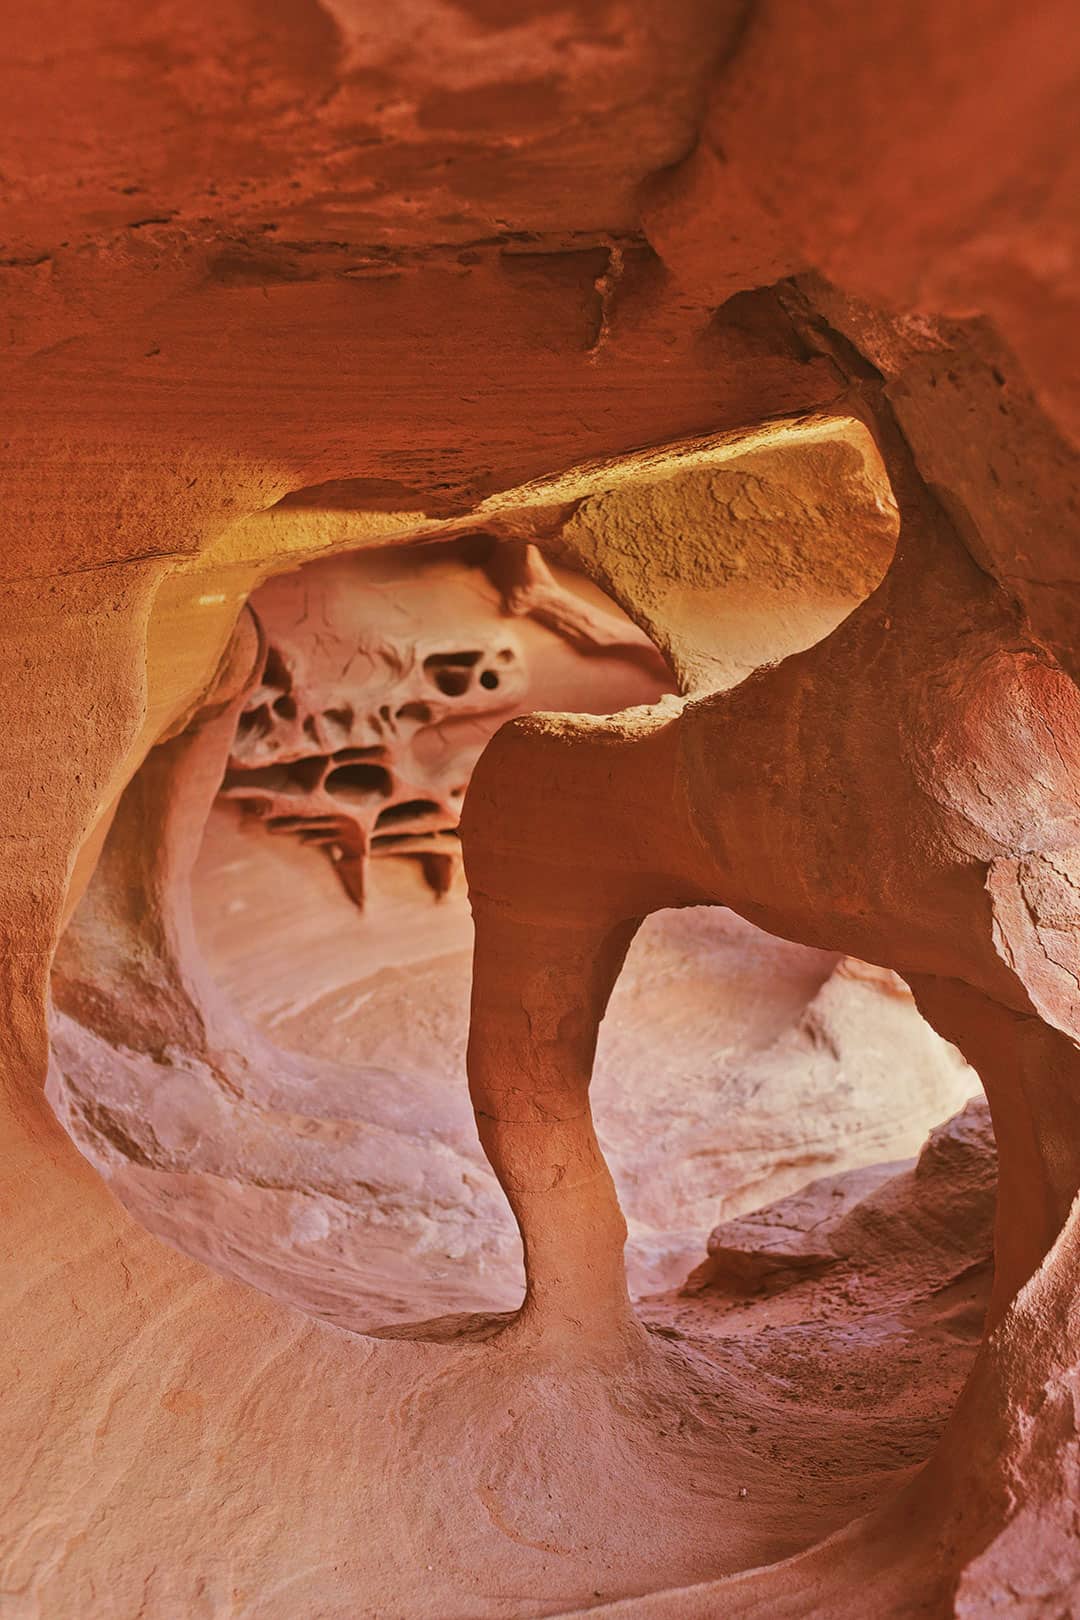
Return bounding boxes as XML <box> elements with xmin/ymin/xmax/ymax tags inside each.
<box><xmin>2</xmin><ymin>1</ymin><xmax>1080</xmax><ymax>1615</ymax></box>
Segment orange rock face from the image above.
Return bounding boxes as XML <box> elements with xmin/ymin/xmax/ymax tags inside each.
<box><xmin>3</xmin><ymin>3</ymin><xmax>1080</xmax><ymax>1618</ymax></box>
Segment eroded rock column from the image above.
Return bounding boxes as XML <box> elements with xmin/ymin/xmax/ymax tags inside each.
<box><xmin>463</xmin><ymin>709</ymin><xmax>704</xmax><ymax>1341</ymax></box>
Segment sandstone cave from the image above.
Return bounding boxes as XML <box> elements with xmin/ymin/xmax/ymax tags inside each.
<box><xmin>3</xmin><ymin>5</ymin><xmax>1080</xmax><ymax>1618</ymax></box>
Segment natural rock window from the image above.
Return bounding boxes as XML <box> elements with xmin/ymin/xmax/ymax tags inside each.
<box><xmin>49</xmin><ymin>430</ymin><xmax>977</xmax><ymax>1333</ymax></box>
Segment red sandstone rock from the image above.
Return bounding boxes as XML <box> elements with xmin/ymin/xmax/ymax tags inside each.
<box><xmin>2</xmin><ymin>2</ymin><xmax>1080</xmax><ymax>1616</ymax></box>
<box><xmin>692</xmin><ymin>1096</ymin><xmax>994</xmax><ymax>1295</ymax></box>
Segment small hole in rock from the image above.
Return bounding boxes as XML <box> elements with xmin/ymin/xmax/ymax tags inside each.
<box><xmin>262</xmin><ymin>644</ymin><xmax>292</xmax><ymax>694</ymax></box>
<box><xmin>425</xmin><ymin>650</ymin><xmax>483</xmax><ymax>699</ymax></box>
<box><xmin>325</xmin><ymin>762</ymin><xmax>393</xmax><ymax>802</ymax></box>
<box><xmin>236</xmin><ymin>704</ymin><xmax>271</xmax><ymax>739</ymax></box>
<box><xmin>375</xmin><ymin>799</ymin><xmax>441</xmax><ymax>828</ymax></box>
<box><xmin>433</xmin><ymin>668</ymin><xmax>470</xmax><ymax>697</ymax></box>
<box><xmin>222</xmin><ymin>758</ymin><xmax>325</xmax><ymax>797</ymax></box>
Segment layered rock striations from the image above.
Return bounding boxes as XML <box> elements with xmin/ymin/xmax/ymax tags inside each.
<box><xmin>2</xmin><ymin>2</ymin><xmax>1080</xmax><ymax>1616</ymax></box>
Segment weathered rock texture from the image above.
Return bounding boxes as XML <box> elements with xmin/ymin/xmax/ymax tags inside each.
<box><xmin>222</xmin><ymin>538</ymin><xmax>667</xmax><ymax>902</ymax></box>
<box><xmin>3</xmin><ymin>1</ymin><xmax>1080</xmax><ymax>1617</ymax></box>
